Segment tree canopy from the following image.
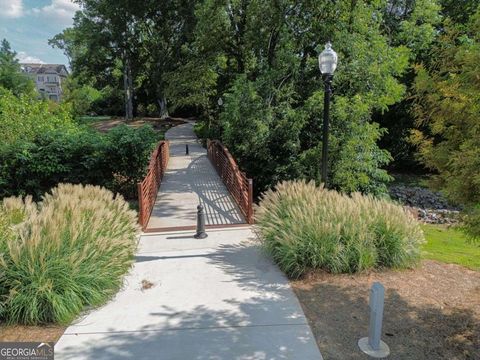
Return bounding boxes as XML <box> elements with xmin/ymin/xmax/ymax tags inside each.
<box><xmin>48</xmin><ymin>0</ymin><xmax>480</xmax><ymax>204</ymax></box>
<box><xmin>411</xmin><ymin>5</ymin><xmax>480</xmax><ymax>206</ymax></box>
<box><xmin>0</xmin><ymin>39</ymin><xmax>35</xmax><ymax>96</ymax></box>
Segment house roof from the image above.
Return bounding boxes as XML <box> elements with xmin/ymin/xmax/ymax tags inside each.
<box><xmin>20</xmin><ymin>63</ymin><xmax>69</xmax><ymax>75</ymax></box>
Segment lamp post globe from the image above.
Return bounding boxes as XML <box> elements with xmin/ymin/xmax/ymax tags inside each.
<box><xmin>217</xmin><ymin>97</ymin><xmax>223</xmax><ymax>106</ymax></box>
<box><xmin>318</xmin><ymin>41</ymin><xmax>338</xmax><ymax>76</ymax></box>
<box><xmin>318</xmin><ymin>42</ymin><xmax>338</xmax><ymax>187</ymax></box>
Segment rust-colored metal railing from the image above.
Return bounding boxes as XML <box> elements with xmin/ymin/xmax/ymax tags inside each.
<box><xmin>207</xmin><ymin>139</ymin><xmax>254</xmax><ymax>224</ymax></box>
<box><xmin>137</xmin><ymin>140</ymin><xmax>169</xmax><ymax>229</ymax></box>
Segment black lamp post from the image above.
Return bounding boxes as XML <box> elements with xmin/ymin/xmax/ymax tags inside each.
<box><xmin>318</xmin><ymin>42</ymin><xmax>338</xmax><ymax>187</ymax></box>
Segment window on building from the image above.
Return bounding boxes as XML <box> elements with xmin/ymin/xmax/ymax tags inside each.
<box><xmin>38</xmin><ymin>76</ymin><xmax>44</xmax><ymax>81</ymax></box>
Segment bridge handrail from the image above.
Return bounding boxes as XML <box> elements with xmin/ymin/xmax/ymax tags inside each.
<box><xmin>137</xmin><ymin>140</ymin><xmax>170</xmax><ymax>229</ymax></box>
<box><xmin>207</xmin><ymin>139</ymin><xmax>254</xmax><ymax>224</ymax></box>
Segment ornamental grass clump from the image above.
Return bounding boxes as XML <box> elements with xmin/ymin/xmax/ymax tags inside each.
<box><xmin>0</xmin><ymin>184</ymin><xmax>139</xmax><ymax>325</ymax></box>
<box><xmin>256</xmin><ymin>180</ymin><xmax>424</xmax><ymax>278</ymax></box>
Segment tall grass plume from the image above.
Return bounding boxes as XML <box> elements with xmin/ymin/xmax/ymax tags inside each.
<box><xmin>0</xmin><ymin>184</ymin><xmax>139</xmax><ymax>325</ymax></box>
<box><xmin>256</xmin><ymin>180</ymin><xmax>424</xmax><ymax>278</ymax></box>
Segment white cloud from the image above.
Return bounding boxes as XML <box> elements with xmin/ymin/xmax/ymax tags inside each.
<box><xmin>16</xmin><ymin>51</ymin><xmax>45</xmax><ymax>64</ymax></box>
<box><xmin>31</xmin><ymin>0</ymin><xmax>80</xmax><ymax>25</ymax></box>
<box><xmin>0</xmin><ymin>0</ymin><xmax>24</xmax><ymax>18</ymax></box>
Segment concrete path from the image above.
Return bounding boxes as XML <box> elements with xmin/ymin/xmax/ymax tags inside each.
<box><xmin>55</xmin><ymin>228</ymin><xmax>322</xmax><ymax>359</ymax></box>
<box><xmin>147</xmin><ymin>122</ymin><xmax>245</xmax><ymax>229</ymax></box>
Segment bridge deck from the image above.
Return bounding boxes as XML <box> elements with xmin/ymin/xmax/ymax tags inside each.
<box><xmin>147</xmin><ymin>122</ymin><xmax>245</xmax><ymax>230</ymax></box>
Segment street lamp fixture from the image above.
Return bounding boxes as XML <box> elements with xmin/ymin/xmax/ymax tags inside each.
<box><xmin>318</xmin><ymin>42</ymin><xmax>338</xmax><ymax>187</ymax></box>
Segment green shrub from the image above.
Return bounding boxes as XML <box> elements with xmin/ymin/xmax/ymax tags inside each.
<box><xmin>103</xmin><ymin>125</ymin><xmax>159</xmax><ymax>198</ymax></box>
<box><xmin>0</xmin><ymin>130</ymin><xmax>109</xmax><ymax>200</ymax></box>
<box><xmin>462</xmin><ymin>205</ymin><xmax>480</xmax><ymax>243</ymax></box>
<box><xmin>61</xmin><ymin>77</ymin><xmax>103</xmax><ymax>117</ymax></box>
<box><xmin>256</xmin><ymin>180</ymin><xmax>424</xmax><ymax>278</ymax></box>
<box><xmin>0</xmin><ymin>184</ymin><xmax>138</xmax><ymax>325</ymax></box>
<box><xmin>0</xmin><ymin>125</ymin><xmax>158</xmax><ymax>201</ymax></box>
<box><xmin>0</xmin><ymin>87</ymin><xmax>78</xmax><ymax>146</ymax></box>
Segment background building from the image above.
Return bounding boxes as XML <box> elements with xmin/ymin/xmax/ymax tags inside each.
<box><xmin>20</xmin><ymin>63</ymin><xmax>68</xmax><ymax>102</ymax></box>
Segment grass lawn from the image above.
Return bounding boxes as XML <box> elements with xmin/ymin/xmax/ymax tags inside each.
<box><xmin>422</xmin><ymin>224</ymin><xmax>480</xmax><ymax>271</ymax></box>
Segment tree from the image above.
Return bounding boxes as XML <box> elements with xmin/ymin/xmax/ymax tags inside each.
<box><xmin>51</xmin><ymin>0</ymin><xmax>198</xmax><ymax>119</ymax></box>
<box><xmin>0</xmin><ymin>39</ymin><xmax>34</xmax><ymax>96</ymax></box>
<box><xmin>169</xmin><ymin>0</ymin><xmax>439</xmax><ymax>194</ymax></box>
<box><xmin>411</xmin><ymin>6</ymin><xmax>480</xmax><ymax>206</ymax></box>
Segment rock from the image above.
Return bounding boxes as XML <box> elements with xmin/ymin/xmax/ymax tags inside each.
<box><xmin>390</xmin><ymin>185</ymin><xmax>460</xmax><ymax>224</ymax></box>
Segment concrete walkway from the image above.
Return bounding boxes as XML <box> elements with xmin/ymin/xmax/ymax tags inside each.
<box><xmin>55</xmin><ymin>228</ymin><xmax>323</xmax><ymax>359</ymax></box>
<box><xmin>147</xmin><ymin>122</ymin><xmax>245</xmax><ymax>229</ymax></box>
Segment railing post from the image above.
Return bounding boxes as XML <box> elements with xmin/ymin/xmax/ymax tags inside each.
<box><xmin>247</xmin><ymin>178</ymin><xmax>254</xmax><ymax>224</ymax></box>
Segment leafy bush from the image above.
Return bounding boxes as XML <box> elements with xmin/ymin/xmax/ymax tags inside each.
<box><xmin>256</xmin><ymin>180</ymin><xmax>424</xmax><ymax>278</ymax></box>
<box><xmin>0</xmin><ymin>184</ymin><xmax>138</xmax><ymax>325</ymax></box>
<box><xmin>462</xmin><ymin>205</ymin><xmax>480</xmax><ymax>243</ymax></box>
<box><xmin>0</xmin><ymin>125</ymin><xmax>159</xmax><ymax>201</ymax></box>
<box><xmin>0</xmin><ymin>130</ymin><xmax>108</xmax><ymax>200</ymax></box>
<box><xmin>103</xmin><ymin>125</ymin><xmax>159</xmax><ymax>198</ymax></box>
<box><xmin>0</xmin><ymin>87</ymin><xmax>78</xmax><ymax>146</ymax></box>
<box><xmin>62</xmin><ymin>78</ymin><xmax>103</xmax><ymax>117</ymax></box>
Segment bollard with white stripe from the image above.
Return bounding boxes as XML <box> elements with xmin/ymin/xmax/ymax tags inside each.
<box><xmin>358</xmin><ymin>282</ymin><xmax>390</xmax><ymax>358</ymax></box>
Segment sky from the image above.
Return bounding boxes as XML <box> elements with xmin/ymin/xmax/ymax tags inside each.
<box><xmin>0</xmin><ymin>0</ymin><xmax>80</xmax><ymax>65</ymax></box>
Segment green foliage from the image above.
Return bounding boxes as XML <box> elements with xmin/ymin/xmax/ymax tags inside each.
<box><xmin>170</xmin><ymin>0</ymin><xmax>442</xmax><ymax>195</ymax></box>
<box><xmin>0</xmin><ymin>87</ymin><xmax>78</xmax><ymax>146</ymax></box>
<box><xmin>256</xmin><ymin>180</ymin><xmax>424</xmax><ymax>278</ymax></box>
<box><xmin>220</xmin><ymin>77</ymin><xmax>303</xmax><ymax>193</ymax></box>
<box><xmin>0</xmin><ymin>184</ymin><xmax>138</xmax><ymax>324</ymax></box>
<box><xmin>51</xmin><ymin>1</ymin><xmax>198</xmax><ymax>118</ymax></box>
<box><xmin>103</xmin><ymin>125</ymin><xmax>159</xmax><ymax>198</ymax></box>
<box><xmin>412</xmin><ymin>7</ymin><xmax>480</xmax><ymax>203</ymax></box>
<box><xmin>461</xmin><ymin>205</ymin><xmax>480</xmax><ymax>243</ymax></box>
<box><xmin>411</xmin><ymin>6</ymin><xmax>480</xmax><ymax>206</ymax></box>
<box><xmin>62</xmin><ymin>77</ymin><xmax>102</xmax><ymax>117</ymax></box>
<box><xmin>422</xmin><ymin>224</ymin><xmax>480</xmax><ymax>270</ymax></box>
<box><xmin>0</xmin><ymin>39</ymin><xmax>35</xmax><ymax>96</ymax></box>
<box><xmin>0</xmin><ymin>130</ymin><xmax>107</xmax><ymax>200</ymax></box>
<box><xmin>165</xmin><ymin>58</ymin><xmax>219</xmax><ymax>118</ymax></box>
<box><xmin>0</xmin><ymin>126</ymin><xmax>158</xmax><ymax>201</ymax></box>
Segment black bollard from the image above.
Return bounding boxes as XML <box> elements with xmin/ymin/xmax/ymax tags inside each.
<box><xmin>194</xmin><ymin>204</ymin><xmax>208</xmax><ymax>239</ymax></box>
<box><xmin>186</xmin><ymin>144</ymin><xmax>189</xmax><ymax>155</ymax></box>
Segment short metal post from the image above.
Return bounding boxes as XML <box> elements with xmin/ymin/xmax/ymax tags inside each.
<box><xmin>358</xmin><ymin>282</ymin><xmax>390</xmax><ymax>358</ymax></box>
<box><xmin>186</xmin><ymin>144</ymin><xmax>189</xmax><ymax>155</ymax></box>
<box><xmin>194</xmin><ymin>204</ymin><xmax>208</xmax><ymax>239</ymax></box>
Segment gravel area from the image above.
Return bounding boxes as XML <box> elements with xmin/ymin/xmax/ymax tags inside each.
<box><xmin>292</xmin><ymin>260</ymin><xmax>480</xmax><ymax>360</ymax></box>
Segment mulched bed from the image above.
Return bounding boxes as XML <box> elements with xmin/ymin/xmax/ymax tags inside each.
<box><xmin>93</xmin><ymin>116</ymin><xmax>188</xmax><ymax>133</ymax></box>
<box><xmin>0</xmin><ymin>325</ymin><xmax>65</xmax><ymax>343</ymax></box>
<box><xmin>291</xmin><ymin>260</ymin><xmax>480</xmax><ymax>360</ymax></box>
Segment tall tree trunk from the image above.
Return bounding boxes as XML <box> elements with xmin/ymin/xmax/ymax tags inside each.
<box><xmin>123</xmin><ymin>51</ymin><xmax>133</xmax><ymax>121</ymax></box>
<box><xmin>158</xmin><ymin>96</ymin><xmax>169</xmax><ymax>119</ymax></box>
